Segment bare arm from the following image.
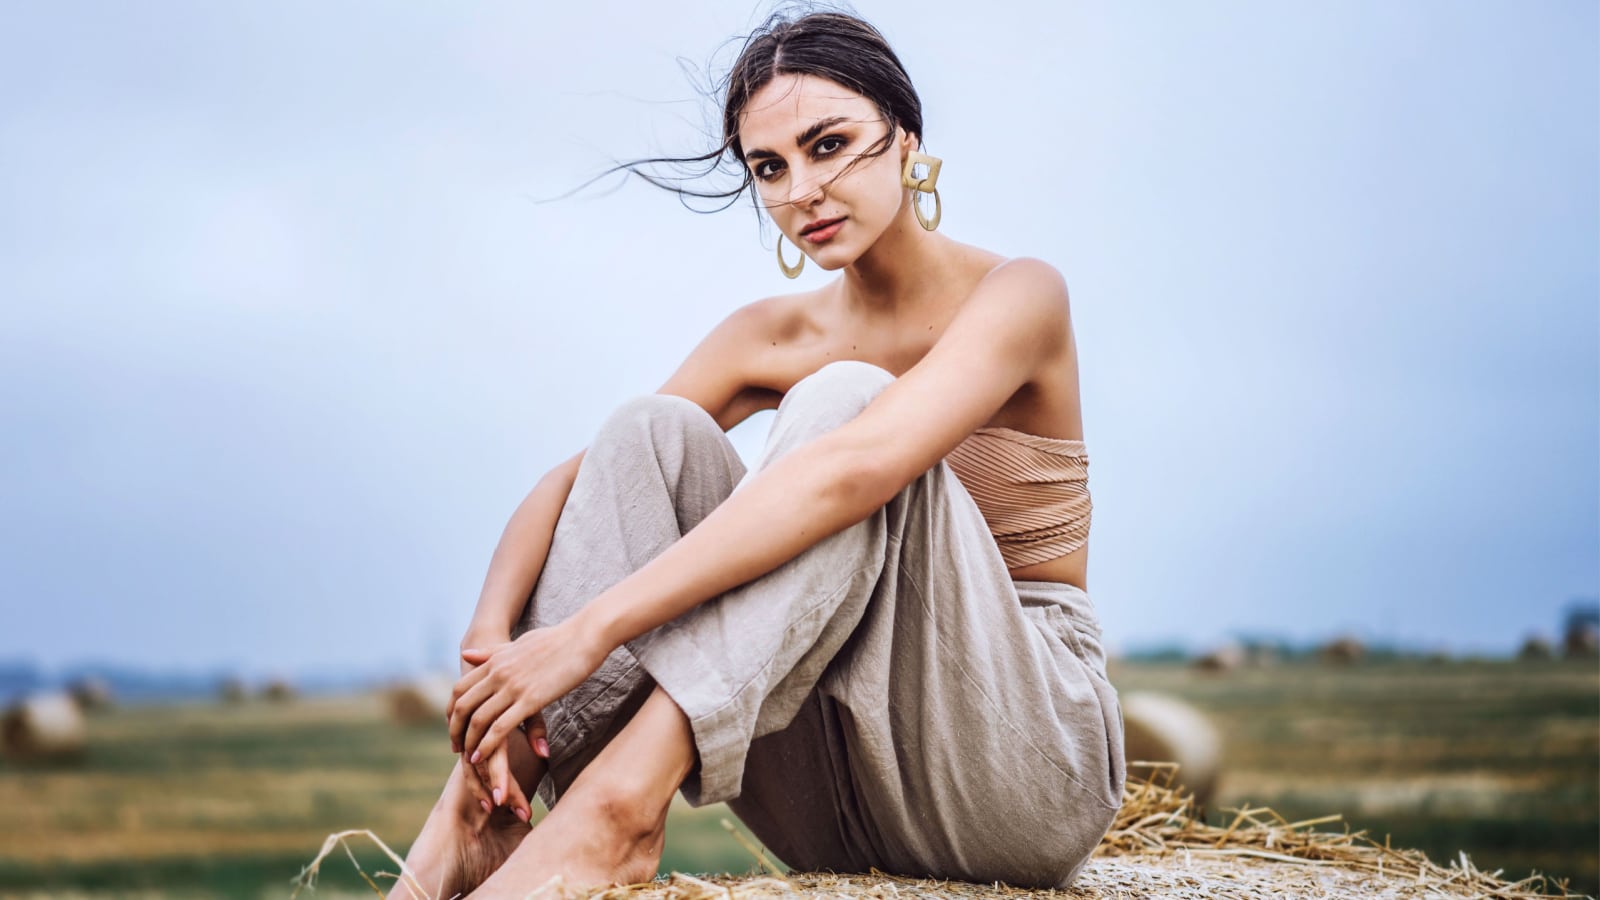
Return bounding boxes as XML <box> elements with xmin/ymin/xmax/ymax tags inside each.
<box><xmin>459</xmin><ymin>297</ymin><xmax>784</xmax><ymax>659</ymax></box>
<box><xmin>459</xmin><ymin>448</ymin><xmax>587</xmax><ymax>662</ymax></box>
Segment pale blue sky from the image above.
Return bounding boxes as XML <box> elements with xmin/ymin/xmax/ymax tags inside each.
<box><xmin>1</xmin><ymin>1</ymin><xmax>1594</xmax><ymax>675</ymax></box>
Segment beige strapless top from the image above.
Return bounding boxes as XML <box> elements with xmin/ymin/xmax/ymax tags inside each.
<box><xmin>944</xmin><ymin>426</ymin><xmax>1092</xmax><ymax>568</ymax></box>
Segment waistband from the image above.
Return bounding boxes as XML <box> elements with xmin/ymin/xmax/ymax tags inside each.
<box><xmin>1011</xmin><ymin>578</ymin><xmax>1102</xmax><ymax>638</ymax></box>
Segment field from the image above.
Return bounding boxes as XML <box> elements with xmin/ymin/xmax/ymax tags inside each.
<box><xmin>0</xmin><ymin>658</ymin><xmax>1594</xmax><ymax>899</ymax></box>
<box><xmin>1109</xmin><ymin>658</ymin><xmax>1598</xmax><ymax>896</ymax></box>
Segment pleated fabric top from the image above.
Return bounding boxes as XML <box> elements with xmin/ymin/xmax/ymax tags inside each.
<box><xmin>943</xmin><ymin>425</ymin><xmax>1092</xmax><ymax>568</ymax></box>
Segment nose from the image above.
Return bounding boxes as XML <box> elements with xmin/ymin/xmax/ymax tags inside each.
<box><xmin>784</xmin><ymin>163</ymin><xmax>827</xmax><ymax>210</ymax></box>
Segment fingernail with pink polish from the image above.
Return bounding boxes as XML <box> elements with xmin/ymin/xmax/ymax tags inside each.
<box><xmin>535</xmin><ymin>737</ymin><xmax>549</xmax><ymax>758</ymax></box>
<box><xmin>470</xmin><ymin>750</ymin><xmax>480</xmax><ymax>764</ymax></box>
<box><xmin>493</xmin><ymin>787</ymin><xmax>503</xmax><ymax>806</ymax></box>
<box><xmin>480</xmin><ymin>799</ymin><xmax>490</xmax><ymax>813</ymax></box>
<box><xmin>517</xmin><ymin>806</ymin><xmax>530</xmax><ymax>822</ymax></box>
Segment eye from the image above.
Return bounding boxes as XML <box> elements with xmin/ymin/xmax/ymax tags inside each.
<box><xmin>816</xmin><ymin>135</ymin><xmax>846</xmax><ymax>155</ymax></box>
<box><xmin>754</xmin><ymin>160</ymin><xmax>782</xmax><ymax>182</ymax></box>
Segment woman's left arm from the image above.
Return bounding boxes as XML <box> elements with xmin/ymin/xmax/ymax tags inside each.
<box><xmin>449</xmin><ymin>258</ymin><xmax>1072</xmax><ymax>760</ymax></box>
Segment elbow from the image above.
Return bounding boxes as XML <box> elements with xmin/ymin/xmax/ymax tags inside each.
<box><xmin>790</xmin><ymin>427</ymin><xmax>906</xmax><ymax>525</ymax></box>
<box><xmin>825</xmin><ymin>452</ymin><xmax>905</xmax><ymax>521</ymax></box>
<box><xmin>540</xmin><ymin>453</ymin><xmax>583</xmax><ymax>491</ymax></box>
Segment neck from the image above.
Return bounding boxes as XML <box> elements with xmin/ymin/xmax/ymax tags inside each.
<box><xmin>837</xmin><ymin>197</ymin><xmax>953</xmax><ymax>316</ymax></box>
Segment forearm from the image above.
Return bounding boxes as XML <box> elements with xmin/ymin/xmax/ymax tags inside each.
<box><xmin>464</xmin><ymin>450</ymin><xmax>586</xmax><ymax>641</ymax></box>
<box><xmin>571</xmin><ymin>432</ymin><xmax>884</xmax><ymax>653</ymax></box>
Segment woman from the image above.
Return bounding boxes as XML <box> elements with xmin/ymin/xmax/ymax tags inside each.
<box><xmin>392</xmin><ymin>8</ymin><xmax>1124</xmax><ymax>898</ymax></box>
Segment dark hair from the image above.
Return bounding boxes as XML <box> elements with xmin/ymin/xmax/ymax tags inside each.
<box><xmin>561</xmin><ymin>2</ymin><xmax>925</xmax><ymax>219</ymax></box>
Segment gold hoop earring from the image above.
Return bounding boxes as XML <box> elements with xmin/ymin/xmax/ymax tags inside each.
<box><xmin>901</xmin><ymin>150</ymin><xmax>943</xmax><ymax>232</ymax></box>
<box><xmin>912</xmin><ymin>187</ymin><xmax>941</xmax><ymax>231</ymax></box>
<box><xmin>776</xmin><ymin>233</ymin><xmax>805</xmax><ymax>279</ymax></box>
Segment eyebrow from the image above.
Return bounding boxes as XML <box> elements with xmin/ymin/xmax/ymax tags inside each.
<box><xmin>743</xmin><ymin>116</ymin><xmax>852</xmax><ymax>163</ymax></box>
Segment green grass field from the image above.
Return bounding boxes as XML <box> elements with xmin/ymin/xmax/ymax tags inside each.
<box><xmin>0</xmin><ymin>658</ymin><xmax>1594</xmax><ymax>898</ymax></box>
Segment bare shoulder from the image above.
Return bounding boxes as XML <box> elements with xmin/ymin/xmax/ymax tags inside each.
<box><xmin>983</xmin><ymin>255</ymin><xmax>1069</xmax><ymax>299</ymax></box>
<box><xmin>946</xmin><ymin>242</ymin><xmax>1069</xmax><ymax>306</ymax></box>
<box><xmin>656</xmin><ymin>289</ymin><xmax>818</xmax><ymax>430</ymax></box>
<box><xmin>960</xmin><ymin>254</ymin><xmax>1072</xmax><ymax>335</ymax></box>
<box><xmin>744</xmin><ymin>287</ymin><xmax>823</xmax><ymax>339</ymax></box>
<box><xmin>691</xmin><ymin>290</ymin><xmax>809</xmax><ymax>355</ymax></box>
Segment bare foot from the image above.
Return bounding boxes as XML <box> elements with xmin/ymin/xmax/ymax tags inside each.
<box><xmin>438</xmin><ymin>807</ymin><xmax>533</xmax><ymax>899</ymax></box>
<box><xmin>389</xmin><ymin>748</ymin><xmax>545</xmax><ymax>899</ymax></box>
<box><xmin>466</xmin><ymin>779</ymin><xmax>668</xmax><ymax>898</ymax></box>
<box><xmin>466</xmin><ymin>685</ymin><xmax>694</xmax><ymax>899</ymax></box>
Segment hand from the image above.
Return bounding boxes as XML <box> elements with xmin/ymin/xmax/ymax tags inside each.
<box><xmin>448</xmin><ymin>618</ymin><xmax>610</xmax><ymax>767</ymax></box>
<box><xmin>453</xmin><ymin>624</ymin><xmax>552</xmax><ymax>820</ymax></box>
<box><xmin>456</xmin><ymin>726</ymin><xmax>548</xmax><ymax>823</ymax></box>
<box><xmin>459</xmin><ymin>625</ymin><xmax>511</xmax><ymax>678</ymax></box>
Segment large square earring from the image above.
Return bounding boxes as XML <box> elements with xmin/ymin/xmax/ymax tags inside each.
<box><xmin>901</xmin><ymin>150</ymin><xmax>942</xmax><ymax>192</ymax></box>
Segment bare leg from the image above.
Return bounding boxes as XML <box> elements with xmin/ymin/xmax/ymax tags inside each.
<box><xmin>467</xmin><ymin>684</ymin><xmax>696</xmax><ymax>898</ymax></box>
<box><xmin>387</xmin><ymin>735</ymin><xmax>546</xmax><ymax>900</ymax></box>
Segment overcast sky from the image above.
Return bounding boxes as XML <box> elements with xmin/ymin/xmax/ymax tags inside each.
<box><xmin>1</xmin><ymin>1</ymin><xmax>1595</xmax><ymax>677</ymax></box>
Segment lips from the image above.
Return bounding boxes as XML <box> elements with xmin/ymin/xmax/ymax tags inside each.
<box><xmin>800</xmin><ymin>216</ymin><xmax>851</xmax><ymax>243</ymax></box>
<box><xmin>801</xmin><ymin>216</ymin><xmax>845</xmax><ymax>235</ymax></box>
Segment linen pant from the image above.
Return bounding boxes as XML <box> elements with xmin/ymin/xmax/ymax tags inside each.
<box><xmin>512</xmin><ymin>360</ymin><xmax>1125</xmax><ymax>890</ymax></box>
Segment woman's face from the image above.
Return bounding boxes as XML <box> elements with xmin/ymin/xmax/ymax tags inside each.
<box><xmin>737</xmin><ymin>72</ymin><xmax>914</xmax><ymax>270</ymax></box>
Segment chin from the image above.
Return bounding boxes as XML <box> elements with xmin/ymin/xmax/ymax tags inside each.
<box><xmin>809</xmin><ymin>243</ymin><xmax>861</xmax><ymax>271</ymax></box>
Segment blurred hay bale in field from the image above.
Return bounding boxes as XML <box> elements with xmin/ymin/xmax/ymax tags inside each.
<box><xmin>1243</xmin><ymin>643</ymin><xmax>1279</xmax><ymax>667</ymax></box>
<box><xmin>1192</xmin><ymin>642</ymin><xmax>1245</xmax><ymax>673</ymax></box>
<box><xmin>218</xmin><ymin>675</ymin><xmax>248</xmax><ymax>703</ymax></box>
<box><xmin>1318</xmin><ymin>635</ymin><xmax>1365</xmax><ymax>665</ymax></box>
<box><xmin>2</xmin><ymin>692</ymin><xmax>87</xmax><ymax>762</ymax></box>
<box><xmin>388</xmin><ymin>674</ymin><xmax>455</xmax><ymax>726</ymax></box>
<box><xmin>1519</xmin><ymin>634</ymin><xmax>1555</xmax><ymax>661</ymax></box>
<box><xmin>263</xmin><ymin>678</ymin><xmax>298</xmax><ymax>702</ymax></box>
<box><xmin>67</xmin><ymin>674</ymin><xmax>115</xmax><ymax>712</ymax></box>
<box><xmin>1119</xmin><ymin>691</ymin><xmax>1221</xmax><ymax>810</ymax></box>
<box><xmin>1563</xmin><ymin>620</ymin><xmax>1598</xmax><ymax>660</ymax></box>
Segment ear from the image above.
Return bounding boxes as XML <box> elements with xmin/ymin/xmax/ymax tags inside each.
<box><xmin>895</xmin><ymin>125</ymin><xmax>918</xmax><ymax>173</ymax></box>
<box><xmin>898</xmin><ymin>124</ymin><xmax>918</xmax><ymax>154</ymax></box>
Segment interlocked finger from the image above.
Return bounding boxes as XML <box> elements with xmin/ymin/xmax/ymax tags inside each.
<box><xmin>463</xmin><ymin>692</ymin><xmax>517</xmax><ymax>761</ymax></box>
<box><xmin>484</xmin><ymin>744</ymin><xmax>532</xmax><ymax>822</ymax></box>
<box><xmin>525</xmin><ymin>711</ymin><xmax>550</xmax><ymax>758</ymax></box>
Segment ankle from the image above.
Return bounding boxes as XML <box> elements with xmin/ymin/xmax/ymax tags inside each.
<box><xmin>580</xmin><ymin>777</ymin><xmax>671</xmax><ymax>845</ymax></box>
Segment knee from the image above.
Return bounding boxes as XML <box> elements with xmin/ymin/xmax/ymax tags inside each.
<box><xmin>778</xmin><ymin>360</ymin><xmax>895</xmax><ymax>426</ymax></box>
<box><xmin>598</xmin><ymin>393</ymin><xmax>720</xmax><ymax>445</ymax></box>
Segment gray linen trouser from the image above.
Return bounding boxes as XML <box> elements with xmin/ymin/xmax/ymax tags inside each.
<box><xmin>512</xmin><ymin>360</ymin><xmax>1125</xmax><ymax>889</ymax></box>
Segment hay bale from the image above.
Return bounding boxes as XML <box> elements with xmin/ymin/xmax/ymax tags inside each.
<box><xmin>218</xmin><ymin>676</ymin><xmax>248</xmax><ymax>704</ymax></box>
<box><xmin>1120</xmin><ymin>691</ymin><xmax>1222</xmax><ymax>809</ymax></box>
<box><xmin>387</xmin><ymin>674</ymin><xmax>455</xmax><ymax>726</ymax></box>
<box><xmin>1088</xmin><ymin>769</ymin><xmax>1575</xmax><ymax>900</ymax></box>
<box><xmin>67</xmin><ymin>675</ymin><xmax>115</xmax><ymax>712</ymax></box>
<box><xmin>1518</xmin><ymin>634</ymin><xmax>1555</xmax><ymax>661</ymax></box>
<box><xmin>262</xmin><ymin>678</ymin><xmax>297</xmax><ymax>702</ymax></box>
<box><xmin>2</xmin><ymin>692</ymin><xmax>87</xmax><ymax>762</ymax></box>
<box><xmin>1563</xmin><ymin>620</ymin><xmax>1599</xmax><ymax>659</ymax></box>
<box><xmin>1192</xmin><ymin>642</ymin><xmax>1245</xmax><ymax>673</ymax></box>
<box><xmin>1244</xmin><ymin>644</ymin><xmax>1280</xmax><ymax>667</ymax></box>
<box><xmin>306</xmin><ymin>767</ymin><xmax>1579</xmax><ymax>899</ymax></box>
<box><xmin>1319</xmin><ymin>635</ymin><xmax>1365</xmax><ymax>665</ymax></box>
